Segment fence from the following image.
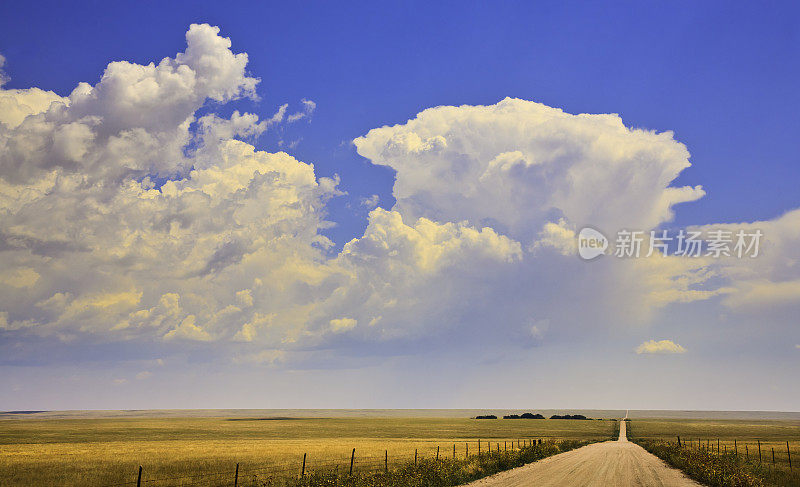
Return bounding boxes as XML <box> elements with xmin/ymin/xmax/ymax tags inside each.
<box><xmin>674</xmin><ymin>436</ymin><xmax>793</xmax><ymax>471</ymax></box>
<box><xmin>104</xmin><ymin>438</ymin><xmax>549</xmax><ymax>487</ymax></box>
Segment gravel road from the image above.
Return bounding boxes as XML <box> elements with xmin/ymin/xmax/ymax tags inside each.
<box><xmin>463</xmin><ymin>418</ymin><xmax>701</xmax><ymax>486</ymax></box>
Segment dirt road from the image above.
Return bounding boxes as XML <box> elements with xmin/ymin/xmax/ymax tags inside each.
<box><xmin>463</xmin><ymin>418</ymin><xmax>700</xmax><ymax>486</ymax></box>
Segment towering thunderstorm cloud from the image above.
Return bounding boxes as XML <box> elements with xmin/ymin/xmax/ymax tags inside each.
<box><xmin>1</xmin><ymin>24</ymin><xmax>798</xmax><ymax>367</ymax></box>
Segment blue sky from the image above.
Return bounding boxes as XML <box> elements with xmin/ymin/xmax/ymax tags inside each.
<box><xmin>0</xmin><ymin>1</ymin><xmax>798</xmax><ymax>410</ymax></box>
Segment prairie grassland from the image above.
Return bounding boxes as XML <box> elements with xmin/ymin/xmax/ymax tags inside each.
<box><xmin>0</xmin><ymin>416</ymin><xmax>616</xmax><ymax>486</ymax></box>
<box><xmin>629</xmin><ymin>419</ymin><xmax>800</xmax><ymax>486</ymax></box>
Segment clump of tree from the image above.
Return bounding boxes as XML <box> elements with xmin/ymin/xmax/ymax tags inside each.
<box><xmin>475</xmin><ymin>415</ymin><xmax>497</xmax><ymax>419</ymax></box>
<box><xmin>503</xmin><ymin>413</ymin><xmax>545</xmax><ymax>419</ymax></box>
<box><xmin>549</xmin><ymin>414</ymin><xmax>590</xmax><ymax>420</ymax></box>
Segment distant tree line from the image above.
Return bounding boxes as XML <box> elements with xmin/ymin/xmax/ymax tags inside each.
<box><xmin>473</xmin><ymin>413</ymin><xmax>592</xmax><ymax>420</ymax></box>
<box><xmin>503</xmin><ymin>413</ymin><xmax>545</xmax><ymax>419</ymax></box>
<box><xmin>549</xmin><ymin>414</ymin><xmax>589</xmax><ymax>420</ymax></box>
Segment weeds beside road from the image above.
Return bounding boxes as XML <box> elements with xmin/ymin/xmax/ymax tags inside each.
<box><xmin>271</xmin><ymin>440</ymin><xmax>591</xmax><ymax>487</ymax></box>
<box><xmin>629</xmin><ymin>420</ymin><xmax>799</xmax><ymax>487</ymax></box>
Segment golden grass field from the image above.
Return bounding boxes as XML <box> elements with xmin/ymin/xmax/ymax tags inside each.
<box><xmin>628</xmin><ymin>418</ymin><xmax>800</xmax><ymax>472</ymax></box>
<box><xmin>0</xmin><ymin>415</ymin><xmax>616</xmax><ymax>486</ymax></box>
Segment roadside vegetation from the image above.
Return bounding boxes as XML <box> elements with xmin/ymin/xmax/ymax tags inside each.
<box><xmin>628</xmin><ymin>420</ymin><xmax>800</xmax><ymax>487</ymax></box>
<box><xmin>266</xmin><ymin>440</ymin><xmax>590</xmax><ymax>487</ymax></box>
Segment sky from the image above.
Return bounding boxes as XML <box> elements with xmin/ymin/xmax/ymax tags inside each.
<box><xmin>0</xmin><ymin>1</ymin><xmax>798</xmax><ymax>411</ymax></box>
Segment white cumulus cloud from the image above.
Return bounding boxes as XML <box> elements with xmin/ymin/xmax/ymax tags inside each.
<box><xmin>636</xmin><ymin>339</ymin><xmax>687</xmax><ymax>354</ymax></box>
<box><xmin>354</xmin><ymin>98</ymin><xmax>704</xmax><ymax>242</ymax></box>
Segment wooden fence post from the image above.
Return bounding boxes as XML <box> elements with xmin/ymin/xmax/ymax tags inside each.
<box><xmin>414</xmin><ymin>448</ymin><xmax>418</xmax><ymax>465</ymax></box>
<box><xmin>758</xmin><ymin>440</ymin><xmax>762</xmax><ymax>464</ymax></box>
<box><xmin>350</xmin><ymin>448</ymin><xmax>355</xmax><ymax>476</ymax></box>
<box><xmin>385</xmin><ymin>450</ymin><xmax>388</xmax><ymax>473</ymax></box>
<box><xmin>772</xmin><ymin>448</ymin><xmax>775</xmax><ymax>465</ymax></box>
<box><xmin>301</xmin><ymin>453</ymin><xmax>306</xmax><ymax>477</ymax></box>
<box><xmin>746</xmin><ymin>444</ymin><xmax>749</xmax><ymax>461</ymax></box>
<box><xmin>734</xmin><ymin>439</ymin><xmax>737</xmax><ymax>458</ymax></box>
<box><xmin>466</xmin><ymin>443</ymin><xmax>468</xmax><ymax>458</ymax></box>
<box><xmin>787</xmin><ymin>441</ymin><xmax>792</xmax><ymax>470</ymax></box>
<box><xmin>436</xmin><ymin>446</ymin><xmax>439</xmax><ymax>461</ymax></box>
<box><xmin>677</xmin><ymin>436</ymin><xmax>681</xmax><ymax>447</ymax></box>
<box><xmin>136</xmin><ymin>466</ymin><xmax>142</xmax><ymax>487</ymax></box>
<box><xmin>478</xmin><ymin>439</ymin><xmax>481</xmax><ymax>456</ymax></box>
<box><xmin>234</xmin><ymin>462</ymin><xmax>239</xmax><ymax>487</ymax></box>
<box><xmin>453</xmin><ymin>444</ymin><xmax>456</xmax><ymax>459</ymax></box>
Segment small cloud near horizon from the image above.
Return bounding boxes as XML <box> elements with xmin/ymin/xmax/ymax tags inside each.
<box><xmin>636</xmin><ymin>339</ymin><xmax>687</xmax><ymax>355</ymax></box>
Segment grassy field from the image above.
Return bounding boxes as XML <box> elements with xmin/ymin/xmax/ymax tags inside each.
<box><xmin>629</xmin><ymin>419</ymin><xmax>800</xmax><ymax>486</ymax></box>
<box><xmin>0</xmin><ymin>416</ymin><xmax>616</xmax><ymax>486</ymax></box>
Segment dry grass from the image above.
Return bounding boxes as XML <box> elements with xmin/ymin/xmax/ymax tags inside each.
<box><xmin>0</xmin><ymin>416</ymin><xmax>616</xmax><ymax>486</ymax></box>
<box><xmin>629</xmin><ymin>419</ymin><xmax>800</xmax><ymax>486</ymax></box>
<box><xmin>629</xmin><ymin>419</ymin><xmax>800</xmax><ymax>471</ymax></box>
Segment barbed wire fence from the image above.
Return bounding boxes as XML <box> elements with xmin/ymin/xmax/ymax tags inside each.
<box><xmin>674</xmin><ymin>437</ymin><xmax>794</xmax><ymax>471</ymax></box>
<box><xmin>103</xmin><ymin>438</ymin><xmax>551</xmax><ymax>487</ymax></box>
